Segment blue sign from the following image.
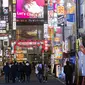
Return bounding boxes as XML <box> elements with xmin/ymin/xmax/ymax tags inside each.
<box><xmin>67</xmin><ymin>14</ymin><xmax>75</xmax><ymax>22</ymax></box>
<box><xmin>48</xmin><ymin>4</ymin><xmax>53</xmax><ymax>10</ymax></box>
<box><xmin>69</xmin><ymin>56</ymin><xmax>75</xmax><ymax>64</ymax></box>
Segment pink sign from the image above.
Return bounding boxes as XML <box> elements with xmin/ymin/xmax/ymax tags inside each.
<box><xmin>16</xmin><ymin>0</ymin><xmax>44</xmax><ymax>18</ymax></box>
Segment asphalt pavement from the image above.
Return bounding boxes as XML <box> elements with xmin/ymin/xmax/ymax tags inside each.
<box><xmin>0</xmin><ymin>74</ymin><xmax>65</xmax><ymax>85</ymax></box>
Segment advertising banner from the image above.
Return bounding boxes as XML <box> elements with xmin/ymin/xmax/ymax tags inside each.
<box><xmin>16</xmin><ymin>0</ymin><xmax>44</xmax><ymax>18</ymax></box>
<box><xmin>0</xmin><ymin>20</ymin><xmax>6</xmax><ymax>30</ymax></box>
<box><xmin>57</xmin><ymin>6</ymin><xmax>64</xmax><ymax>15</ymax></box>
<box><xmin>67</xmin><ymin>14</ymin><xmax>75</xmax><ymax>22</ymax></box>
<box><xmin>57</xmin><ymin>15</ymin><xmax>64</xmax><ymax>26</ymax></box>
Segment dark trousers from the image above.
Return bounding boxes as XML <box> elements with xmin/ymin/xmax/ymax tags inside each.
<box><xmin>37</xmin><ymin>74</ymin><xmax>43</xmax><ymax>83</ymax></box>
<box><xmin>79</xmin><ymin>76</ymin><xmax>83</xmax><ymax>85</ymax></box>
<box><xmin>12</xmin><ymin>75</ymin><xmax>16</xmax><ymax>83</ymax></box>
<box><xmin>26</xmin><ymin>75</ymin><xmax>30</xmax><ymax>82</ymax></box>
<box><xmin>22</xmin><ymin>73</ymin><xmax>25</xmax><ymax>82</ymax></box>
<box><xmin>5</xmin><ymin>74</ymin><xmax>9</xmax><ymax>83</ymax></box>
<box><xmin>65</xmin><ymin>75</ymin><xmax>73</xmax><ymax>85</ymax></box>
<box><xmin>43</xmin><ymin>76</ymin><xmax>48</xmax><ymax>81</ymax></box>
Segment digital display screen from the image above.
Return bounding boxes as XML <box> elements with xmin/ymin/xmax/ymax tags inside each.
<box><xmin>16</xmin><ymin>0</ymin><xmax>44</xmax><ymax>18</ymax></box>
<box><xmin>16</xmin><ymin>25</ymin><xmax>43</xmax><ymax>40</ymax></box>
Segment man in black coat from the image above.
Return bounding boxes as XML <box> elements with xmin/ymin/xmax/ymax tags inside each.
<box><xmin>3</xmin><ymin>62</ymin><xmax>10</xmax><ymax>83</ymax></box>
<box><xmin>25</xmin><ymin>61</ymin><xmax>31</xmax><ymax>82</ymax></box>
<box><xmin>64</xmin><ymin>61</ymin><xmax>74</xmax><ymax>85</ymax></box>
<box><xmin>11</xmin><ymin>62</ymin><xmax>17</xmax><ymax>83</ymax></box>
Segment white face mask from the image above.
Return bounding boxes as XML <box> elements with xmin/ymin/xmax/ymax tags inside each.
<box><xmin>9</xmin><ymin>65</ymin><xmax>11</xmax><ymax>67</ymax></box>
<box><xmin>26</xmin><ymin>63</ymin><xmax>29</xmax><ymax>66</ymax></box>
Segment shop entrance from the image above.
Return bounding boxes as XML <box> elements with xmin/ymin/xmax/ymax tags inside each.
<box><xmin>13</xmin><ymin>40</ymin><xmax>48</xmax><ymax>63</ymax></box>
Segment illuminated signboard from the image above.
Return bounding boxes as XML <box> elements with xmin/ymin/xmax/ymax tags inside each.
<box><xmin>57</xmin><ymin>6</ymin><xmax>64</xmax><ymax>15</ymax></box>
<box><xmin>13</xmin><ymin>0</ymin><xmax>16</xmax><ymax>4</ymax></box>
<box><xmin>16</xmin><ymin>0</ymin><xmax>45</xmax><ymax>19</ymax></box>
<box><xmin>0</xmin><ymin>20</ymin><xmax>6</xmax><ymax>29</ymax></box>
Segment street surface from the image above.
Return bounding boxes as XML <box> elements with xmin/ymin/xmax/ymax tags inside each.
<box><xmin>0</xmin><ymin>74</ymin><xmax>65</xmax><ymax>85</ymax></box>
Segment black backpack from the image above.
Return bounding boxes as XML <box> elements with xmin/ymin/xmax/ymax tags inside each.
<box><xmin>37</xmin><ymin>66</ymin><xmax>42</xmax><ymax>72</ymax></box>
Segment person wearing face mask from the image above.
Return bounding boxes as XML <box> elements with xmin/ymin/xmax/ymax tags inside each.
<box><xmin>25</xmin><ymin>61</ymin><xmax>31</xmax><ymax>82</ymax></box>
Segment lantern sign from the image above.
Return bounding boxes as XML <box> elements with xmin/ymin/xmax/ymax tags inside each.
<box><xmin>16</xmin><ymin>40</ymin><xmax>44</xmax><ymax>47</ymax></box>
<box><xmin>14</xmin><ymin>40</ymin><xmax>49</xmax><ymax>53</ymax></box>
<box><xmin>44</xmin><ymin>40</ymin><xmax>49</xmax><ymax>51</ymax></box>
<box><xmin>57</xmin><ymin>6</ymin><xmax>64</xmax><ymax>15</ymax></box>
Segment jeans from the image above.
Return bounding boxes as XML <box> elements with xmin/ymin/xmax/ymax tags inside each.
<box><xmin>37</xmin><ymin>74</ymin><xmax>43</xmax><ymax>83</ymax></box>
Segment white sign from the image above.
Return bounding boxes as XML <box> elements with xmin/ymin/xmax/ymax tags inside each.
<box><xmin>44</xmin><ymin>24</ymin><xmax>48</xmax><ymax>38</ymax></box>
<box><xmin>13</xmin><ymin>13</ymin><xmax>16</xmax><ymax>21</ymax></box>
<box><xmin>0</xmin><ymin>36</ymin><xmax>8</xmax><ymax>40</ymax></box>
<box><xmin>13</xmin><ymin>22</ymin><xmax>16</xmax><ymax>30</ymax></box>
<box><xmin>3</xmin><ymin>0</ymin><xmax>8</xmax><ymax>7</ymax></box>
<box><xmin>0</xmin><ymin>30</ymin><xmax>6</xmax><ymax>33</ymax></box>
<box><xmin>0</xmin><ymin>49</ymin><xmax>2</xmax><ymax>56</ymax></box>
<box><xmin>0</xmin><ymin>20</ymin><xmax>6</xmax><ymax>29</ymax></box>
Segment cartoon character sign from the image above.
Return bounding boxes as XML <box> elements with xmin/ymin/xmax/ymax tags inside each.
<box><xmin>16</xmin><ymin>0</ymin><xmax>44</xmax><ymax>18</ymax></box>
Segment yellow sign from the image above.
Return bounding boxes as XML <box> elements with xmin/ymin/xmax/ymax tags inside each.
<box><xmin>76</xmin><ymin>39</ymin><xmax>79</xmax><ymax>52</ymax></box>
<box><xmin>13</xmin><ymin>0</ymin><xmax>16</xmax><ymax>4</ymax></box>
<box><xmin>57</xmin><ymin>6</ymin><xmax>64</xmax><ymax>15</ymax></box>
<box><xmin>67</xmin><ymin>6</ymin><xmax>75</xmax><ymax>14</ymax></box>
<box><xmin>16</xmin><ymin>50</ymin><xmax>24</xmax><ymax>61</ymax></box>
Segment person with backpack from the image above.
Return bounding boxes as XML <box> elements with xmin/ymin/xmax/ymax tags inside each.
<box><xmin>37</xmin><ymin>62</ymin><xmax>43</xmax><ymax>83</ymax></box>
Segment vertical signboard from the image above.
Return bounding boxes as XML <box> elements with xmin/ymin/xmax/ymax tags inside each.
<box><xmin>44</xmin><ymin>24</ymin><xmax>48</xmax><ymax>39</ymax></box>
<box><xmin>2</xmin><ymin>0</ymin><xmax>9</xmax><ymax>22</ymax></box>
<box><xmin>13</xmin><ymin>0</ymin><xmax>16</xmax><ymax>30</ymax></box>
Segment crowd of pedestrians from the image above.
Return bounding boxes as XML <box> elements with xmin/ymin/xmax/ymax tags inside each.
<box><xmin>3</xmin><ymin>61</ymin><xmax>49</xmax><ymax>83</ymax></box>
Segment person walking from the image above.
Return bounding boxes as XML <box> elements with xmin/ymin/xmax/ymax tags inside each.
<box><xmin>18</xmin><ymin>62</ymin><xmax>23</xmax><ymax>82</ymax></box>
<box><xmin>3</xmin><ymin>62</ymin><xmax>10</xmax><ymax>83</ymax></box>
<box><xmin>25</xmin><ymin>61</ymin><xmax>31</xmax><ymax>82</ymax></box>
<box><xmin>43</xmin><ymin>64</ymin><xmax>49</xmax><ymax>82</ymax></box>
<box><xmin>37</xmin><ymin>62</ymin><xmax>43</xmax><ymax>83</ymax></box>
<box><xmin>64</xmin><ymin>61</ymin><xmax>73</xmax><ymax>85</ymax></box>
<box><xmin>35</xmin><ymin>63</ymin><xmax>39</xmax><ymax>79</ymax></box>
<box><xmin>11</xmin><ymin>62</ymin><xmax>17</xmax><ymax>83</ymax></box>
<box><xmin>22</xmin><ymin>62</ymin><xmax>26</xmax><ymax>82</ymax></box>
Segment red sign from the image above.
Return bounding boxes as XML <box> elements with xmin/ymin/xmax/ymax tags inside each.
<box><xmin>14</xmin><ymin>40</ymin><xmax>49</xmax><ymax>53</ymax></box>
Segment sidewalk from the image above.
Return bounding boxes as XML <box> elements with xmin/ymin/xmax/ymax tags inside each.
<box><xmin>49</xmin><ymin>74</ymin><xmax>65</xmax><ymax>85</ymax></box>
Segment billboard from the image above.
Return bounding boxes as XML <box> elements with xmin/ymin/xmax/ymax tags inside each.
<box><xmin>16</xmin><ymin>0</ymin><xmax>44</xmax><ymax>18</ymax></box>
<box><xmin>16</xmin><ymin>25</ymin><xmax>43</xmax><ymax>40</ymax></box>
